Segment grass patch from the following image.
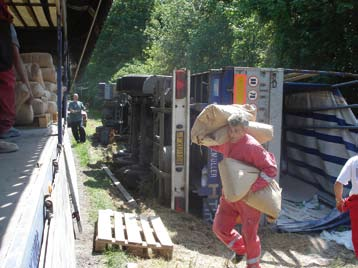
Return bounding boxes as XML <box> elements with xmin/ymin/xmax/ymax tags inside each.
<box><xmin>104</xmin><ymin>248</ymin><xmax>136</xmax><ymax>268</ymax></box>
<box><xmin>71</xmin><ymin>116</ymin><xmax>138</xmax><ymax>267</ymax></box>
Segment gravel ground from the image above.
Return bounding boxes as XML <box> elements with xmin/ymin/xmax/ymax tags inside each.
<box><xmin>73</xmin><ymin>143</ymin><xmax>358</xmax><ymax>268</ymax></box>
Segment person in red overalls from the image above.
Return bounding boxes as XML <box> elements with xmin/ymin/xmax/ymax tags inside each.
<box><xmin>208</xmin><ymin>113</ymin><xmax>277</xmax><ymax>268</ymax></box>
<box><xmin>334</xmin><ymin>155</ymin><xmax>358</xmax><ymax>258</ymax></box>
<box><xmin>0</xmin><ymin>0</ymin><xmax>31</xmax><ymax>152</ymax></box>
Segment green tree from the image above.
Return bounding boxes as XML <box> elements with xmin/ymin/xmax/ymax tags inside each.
<box><xmin>233</xmin><ymin>0</ymin><xmax>358</xmax><ymax>72</ymax></box>
<box><xmin>80</xmin><ymin>0</ymin><xmax>154</xmax><ymax>101</ymax></box>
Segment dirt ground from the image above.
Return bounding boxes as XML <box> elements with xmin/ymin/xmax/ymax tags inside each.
<box><xmin>73</xmin><ymin>146</ymin><xmax>357</xmax><ymax>268</ymax></box>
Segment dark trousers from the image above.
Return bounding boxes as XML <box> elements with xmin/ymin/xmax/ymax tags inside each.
<box><xmin>71</xmin><ymin>121</ymin><xmax>86</xmax><ymax>142</ymax></box>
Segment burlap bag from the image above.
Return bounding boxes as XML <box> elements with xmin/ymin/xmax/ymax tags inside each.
<box><xmin>30</xmin><ymin>82</ymin><xmax>45</xmax><ymax>98</ymax></box>
<box><xmin>41</xmin><ymin>67</ymin><xmax>57</xmax><ymax>83</ymax></box>
<box><xmin>32</xmin><ymin>98</ymin><xmax>48</xmax><ymax>115</ymax></box>
<box><xmin>45</xmin><ymin>81</ymin><xmax>57</xmax><ymax>92</ymax></box>
<box><xmin>15</xmin><ymin>103</ymin><xmax>34</xmax><ymax>125</ymax></box>
<box><xmin>21</xmin><ymin>52</ymin><xmax>54</xmax><ymax>68</ymax></box>
<box><xmin>47</xmin><ymin>101</ymin><xmax>57</xmax><ymax>114</ymax></box>
<box><xmin>49</xmin><ymin>92</ymin><xmax>57</xmax><ymax>102</ymax></box>
<box><xmin>43</xmin><ymin>89</ymin><xmax>51</xmax><ymax>99</ymax></box>
<box><xmin>15</xmin><ymin>83</ymin><xmax>30</xmax><ymax>113</ymax></box>
<box><xmin>219</xmin><ymin>158</ymin><xmax>259</xmax><ymax>202</ymax></box>
<box><xmin>243</xmin><ymin>180</ymin><xmax>282</xmax><ymax>219</ymax></box>
<box><xmin>199</xmin><ymin>121</ymin><xmax>273</xmax><ymax>147</ymax></box>
<box><xmin>191</xmin><ymin>104</ymin><xmax>256</xmax><ymax>145</ymax></box>
<box><xmin>16</xmin><ymin>63</ymin><xmax>45</xmax><ymax>87</ymax></box>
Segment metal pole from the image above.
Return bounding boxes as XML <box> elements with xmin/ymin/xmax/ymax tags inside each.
<box><xmin>57</xmin><ymin>3</ymin><xmax>63</xmax><ymax>145</ymax></box>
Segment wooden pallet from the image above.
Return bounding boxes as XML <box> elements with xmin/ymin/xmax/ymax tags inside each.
<box><xmin>34</xmin><ymin>113</ymin><xmax>52</xmax><ymax>128</ymax></box>
<box><xmin>52</xmin><ymin>112</ymin><xmax>58</xmax><ymax>123</ymax></box>
<box><xmin>94</xmin><ymin>210</ymin><xmax>174</xmax><ymax>259</ymax></box>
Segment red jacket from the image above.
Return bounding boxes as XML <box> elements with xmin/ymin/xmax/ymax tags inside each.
<box><xmin>211</xmin><ymin>133</ymin><xmax>277</xmax><ymax>192</ymax></box>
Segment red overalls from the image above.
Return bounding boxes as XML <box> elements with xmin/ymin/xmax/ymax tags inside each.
<box><xmin>0</xmin><ymin>0</ymin><xmax>15</xmax><ymax>135</ymax></box>
<box><xmin>211</xmin><ymin>134</ymin><xmax>277</xmax><ymax>268</ymax></box>
<box><xmin>339</xmin><ymin>195</ymin><xmax>358</xmax><ymax>258</ymax></box>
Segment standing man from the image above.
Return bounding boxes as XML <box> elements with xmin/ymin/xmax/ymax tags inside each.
<box><xmin>208</xmin><ymin>113</ymin><xmax>277</xmax><ymax>268</ymax></box>
<box><xmin>0</xmin><ymin>0</ymin><xmax>31</xmax><ymax>152</ymax></box>
<box><xmin>68</xmin><ymin>93</ymin><xmax>86</xmax><ymax>143</ymax></box>
<box><xmin>334</xmin><ymin>155</ymin><xmax>358</xmax><ymax>259</ymax></box>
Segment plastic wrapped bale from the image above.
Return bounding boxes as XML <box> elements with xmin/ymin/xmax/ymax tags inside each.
<box><xmin>191</xmin><ymin>104</ymin><xmax>256</xmax><ymax>145</ymax></box>
<box><xmin>32</xmin><ymin>98</ymin><xmax>48</xmax><ymax>115</ymax></box>
<box><xmin>41</xmin><ymin>67</ymin><xmax>57</xmax><ymax>83</ymax></box>
<box><xmin>15</xmin><ymin>103</ymin><xmax>34</xmax><ymax>125</ymax></box>
<box><xmin>15</xmin><ymin>83</ymin><xmax>30</xmax><ymax>113</ymax></box>
<box><xmin>20</xmin><ymin>52</ymin><xmax>54</xmax><ymax>68</ymax></box>
<box><xmin>200</xmin><ymin>121</ymin><xmax>274</xmax><ymax>147</ymax></box>
<box><xmin>30</xmin><ymin>82</ymin><xmax>45</xmax><ymax>98</ymax></box>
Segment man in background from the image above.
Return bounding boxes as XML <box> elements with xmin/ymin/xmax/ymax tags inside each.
<box><xmin>68</xmin><ymin>93</ymin><xmax>86</xmax><ymax>143</ymax></box>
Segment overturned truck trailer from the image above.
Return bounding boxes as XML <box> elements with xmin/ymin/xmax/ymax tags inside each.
<box><xmin>108</xmin><ymin>67</ymin><xmax>357</xmax><ymax>232</ymax></box>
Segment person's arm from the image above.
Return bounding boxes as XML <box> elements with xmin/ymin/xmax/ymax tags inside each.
<box><xmin>209</xmin><ymin>143</ymin><xmax>228</xmax><ymax>155</ymax></box>
<box><xmin>334</xmin><ymin>181</ymin><xmax>344</xmax><ymax>208</ymax></box>
<box><xmin>248</xmin><ymin>144</ymin><xmax>278</xmax><ymax>192</ymax></box>
<box><xmin>334</xmin><ymin>157</ymin><xmax>353</xmax><ymax>210</ymax></box>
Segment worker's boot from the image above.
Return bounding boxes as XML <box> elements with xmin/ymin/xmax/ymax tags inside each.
<box><xmin>230</xmin><ymin>252</ymin><xmax>244</xmax><ymax>264</ymax></box>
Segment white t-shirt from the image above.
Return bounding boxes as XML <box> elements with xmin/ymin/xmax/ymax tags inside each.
<box><xmin>336</xmin><ymin>155</ymin><xmax>358</xmax><ymax>196</ymax></box>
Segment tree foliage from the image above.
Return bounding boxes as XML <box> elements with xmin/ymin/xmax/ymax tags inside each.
<box><xmin>80</xmin><ymin>0</ymin><xmax>358</xmax><ymax>103</ymax></box>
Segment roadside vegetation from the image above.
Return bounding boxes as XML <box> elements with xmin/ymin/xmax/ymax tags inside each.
<box><xmin>79</xmin><ymin>0</ymin><xmax>357</xmax><ymax>105</ymax></box>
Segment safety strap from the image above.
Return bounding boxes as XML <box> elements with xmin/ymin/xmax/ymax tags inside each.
<box><xmin>260</xmin><ymin>171</ymin><xmax>273</xmax><ymax>183</ymax></box>
<box><xmin>247</xmin><ymin>255</ymin><xmax>260</xmax><ymax>265</ymax></box>
<box><xmin>228</xmin><ymin>235</ymin><xmax>240</xmax><ymax>249</ymax></box>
